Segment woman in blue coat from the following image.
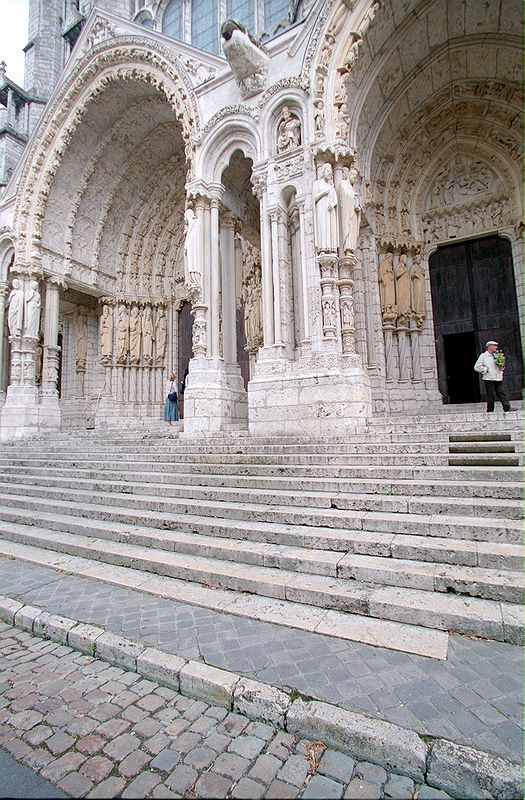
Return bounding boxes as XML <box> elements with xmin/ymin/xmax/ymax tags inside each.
<box><xmin>164</xmin><ymin>372</ymin><xmax>180</xmax><ymax>427</ymax></box>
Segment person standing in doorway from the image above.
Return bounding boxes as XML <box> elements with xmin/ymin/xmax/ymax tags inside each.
<box><xmin>474</xmin><ymin>340</ymin><xmax>513</xmax><ymax>412</ymax></box>
<box><xmin>164</xmin><ymin>372</ymin><xmax>180</xmax><ymax>428</ymax></box>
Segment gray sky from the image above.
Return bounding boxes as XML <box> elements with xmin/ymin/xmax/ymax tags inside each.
<box><xmin>0</xmin><ymin>0</ymin><xmax>29</xmax><ymax>87</ymax></box>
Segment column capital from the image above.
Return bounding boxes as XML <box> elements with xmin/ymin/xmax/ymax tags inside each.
<box><xmin>45</xmin><ymin>273</ymin><xmax>67</xmax><ymax>290</ymax></box>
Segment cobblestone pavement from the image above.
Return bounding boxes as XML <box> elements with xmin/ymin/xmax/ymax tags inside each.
<box><xmin>0</xmin><ymin>624</ymin><xmax>456</xmax><ymax>800</ymax></box>
<box><xmin>0</xmin><ymin>559</ymin><xmax>521</xmax><ymax>763</ymax></box>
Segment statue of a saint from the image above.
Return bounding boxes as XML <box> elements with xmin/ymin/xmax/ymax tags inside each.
<box><xmin>99</xmin><ymin>304</ymin><xmax>113</xmax><ymax>364</ymax></box>
<box><xmin>338</xmin><ymin>167</ymin><xmax>361</xmax><ymax>253</ymax></box>
<box><xmin>75</xmin><ymin>311</ymin><xmax>87</xmax><ymax>370</ymax></box>
<box><xmin>395</xmin><ymin>254</ymin><xmax>411</xmax><ymax>319</ymax></box>
<box><xmin>276</xmin><ymin>106</ymin><xmax>301</xmax><ymax>153</ymax></box>
<box><xmin>142</xmin><ymin>306</ymin><xmax>154</xmax><ymax>365</ymax></box>
<box><xmin>116</xmin><ymin>305</ymin><xmax>129</xmax><ymax>364</ymax></box>
<box><xmin>378</xmin><ymin>254</ymin><xmax>396</xmax><ymax>317</ymax></box>
<box><xmin>24</xmin><ymin>280</ymin><xmax>41</xmax><ymax>339</ymax></box>
<box><xmin>7</xmin><ymin>278</ymin><xmax>24</xmax><ymax>337</ymax></box>
<box><xmin>243</xmin><ymin>272</ymin><xmax>263</xmax><ymax>353</ymax></box>
<box><xmin>313</xmin><ymin>163</ymin><xmax>339</xmax><ymax>252</ymax></box>
<box><xmin>155</xmin><ymin>307</ymin><xmax>167</xmax><ymax>365</ymax></box>
<box><xmin>410</xmin><ymin>258</ymin><xmax>427</xmax><ymax>325</ymax></box>
<box><xmin>184</xmin><ymin>207</ymin><xmax>201</xmax><ymax>290</ymax></box>
<box><xmin>128</xmin><ymin>305</ymin><xmax>141</xmax><ymax>364</ymax></box>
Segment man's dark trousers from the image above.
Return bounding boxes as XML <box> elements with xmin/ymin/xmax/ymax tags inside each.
<box><xmin>484</xmin><ymin>380</ymin><xmax>511</xmax><ymax>412</ymax></box>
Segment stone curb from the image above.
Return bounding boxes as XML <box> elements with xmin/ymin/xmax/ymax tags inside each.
<box><xmin>0</xmin><ymin>595</ymin><xmax>521</xmax><ymax>799</ymax></box>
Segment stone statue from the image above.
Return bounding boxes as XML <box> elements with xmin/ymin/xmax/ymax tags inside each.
<box><xmin>277</xmin><ymin>106</ymin><xmax>301</xmax><ymax>153</ymax></box>
<box><xmin>243</xmin><ymin>271</ymin><xmax>263</xmax><ymax>353</ymax></box>
<box><xmin>395</xmin><ymin>254</ymin><xmax>411</xmax><ymax>320</ymax></box>
<box><xmin>221</xmin><ymin>19</ymin><xmax>270</xmax><ymax>99</ymax></box>
<box><xmin>116</xmin><ymin>305</ymin><xmax>129</xmax><ymax>364</ymax></box>
<box><xmin>24</xmin><ymin>280</ymin><xmax>41</xmax><ymax>339</ymax></box>
<box><xmin>99</xmin><ymin>304</ymin><xmax>113</xmax><ymax>364</ymax></box>
<box><xmin>338</xmin><ymin>167</ymin><xmax>361</xmax><ymax>253</ymax></box>
<box><xmin>155</xmin><ymin>307</ymin><xmax>167</xmax><ymax>365</ymax></box>
<box><xmin>75</xmin><ymin>311</ymin><xmax>87</xmax><ymax>370</ymax></box>
<box><xmin>7</xmin><ymin>278</ymin><xmax>24</xmax><ymax>337</ymax></box>
<box><xmin>128</xmin><ymin>305</ymin><xmax>141</xmax><ymax>364</ymax></box>
<box><xmin>378</xmin><ymin>254</ymin><xmax>396</xmax><ymax>318</ymax></box>
<box><xmin>313</xmin><ymin>163</ymin><xmax>339</xmax><ymax>252</ymax></box>
<box><xmin>314</xmin><ymin>99</ymin><xmax>325</xmax><ymax>136</ymax></box>
<box><xmin>184</xmin><ymin>207</ymin><xmax>201</xmax><ymax>290</ymax></box>
<box><xmin>410</xmin><ymin>257</ymin><xmax>427</xmax><ymax>326</ymax></box>
<box><xmin>142</xmin><ymin>306</ymin><xmax>154</xmax><ymax>365</ymax></box>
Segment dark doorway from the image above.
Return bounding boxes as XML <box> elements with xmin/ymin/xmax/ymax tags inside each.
<box><xmin>177</xmin><ymin>301</ymin><xmax>193</xmax><ymax>418</ymax></box>
<box><xmin>236</xmin><ymin>304</ymin><xmax>250</xmax><ymax>391</ymax></box>
<box><xmin>430</xmin><ymin>235</ymin><xmax>522</xmax><ymax>403</ymax></box>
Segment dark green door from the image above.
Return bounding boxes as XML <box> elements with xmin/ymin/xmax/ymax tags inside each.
<box><xmin>430</xmin><ymin>236</ymin><xmax>522</xmax><ymax>403</ymax></box>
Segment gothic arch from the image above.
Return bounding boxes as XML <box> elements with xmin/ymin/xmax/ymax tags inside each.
<box><xmin>13</xmin><ymin>35</ymin><xmax>199</xmax><ymax>270</ymax></box>
<box><xmin>196</xmin><ymin>119</ymin><xmax>260</xmax><ymax>184</ymax></box>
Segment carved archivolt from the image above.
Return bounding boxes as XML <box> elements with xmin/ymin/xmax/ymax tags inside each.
<box><xmin>14</xmin><ymin>36</ymin><xmax>198</xmax><ymax>263</ymax></box>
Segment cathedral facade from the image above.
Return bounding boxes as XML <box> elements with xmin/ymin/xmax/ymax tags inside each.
<box><xmin>0</xmin><ymin>0</ymin><xmax>522</xmax><ymax>440</ymax></box>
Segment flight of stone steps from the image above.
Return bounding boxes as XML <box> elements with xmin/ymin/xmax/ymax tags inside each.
<box><xmin>0</xmin><ymin>409</ymin><xmax>522</xmax><ymax>655</ymax></box>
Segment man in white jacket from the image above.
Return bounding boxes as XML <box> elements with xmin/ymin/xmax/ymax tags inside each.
<box><xmin>474</xmin><ymin>340</ymin><xmax>513</xmax><ymax>412</ymax></box>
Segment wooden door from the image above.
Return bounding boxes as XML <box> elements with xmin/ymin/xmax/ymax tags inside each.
<box><xmin>430</xmin><ymin>236</ymin><xmax>522</xmax><ymax>402</ymax></box>
<box><xmin>177</xmin><ymin>302</ymin><xmax>193</xmax><ymax>418</ymax></box>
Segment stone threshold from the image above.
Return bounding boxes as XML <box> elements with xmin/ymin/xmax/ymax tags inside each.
<box><xmin>0</xmin><ymin>594</ymin><xmax>520</xmax><ymax>800</ymax></box>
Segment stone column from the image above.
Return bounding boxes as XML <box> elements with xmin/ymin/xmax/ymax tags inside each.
<box><xmin>410</xmin><ymin>316</ymin><xmax>422</xmax><ymax>382</ymax></box>
<box><xmin>252</xmin><ymin>173</ymin><xmax>274</xmax><ymax>347</ymax></box>
<box><xmin>269</xmin><ymin>208</ymin><xmax>283</xmax><ymax>346</ymax></box>
<box><xmin>220</xmin><ymin>212</ymin><xmax>236</xmax><ymax>365</ymax></box>
<box><xmin>338</xmin><ymin>254</ymin><xmax>357</xmax><ymax>354</ymax></box>
<box><xmin>41</xmin><ymin>276</ymin><xmax>64</xmax><ymax>405</ymax></box>
<box><xmin>318</xmin><ymin>254</ymin><xmax>338</xmax><ymax>339</ymax></box>
<box><xmin>396</xmin><ymin>314</ymin><xmax>411</xmax><ymax>381</ymax></box>
<box><xmin>297</xmin><ymin>200</ymin><xmax>311</xmax><ymax>342</ymax></box>
<box><xmin>209</xmin><ymin>194</ymin><xmax>221</xmax><ymax>359</ymax></box>
<box><xmin>0</xmin><ymin>281</ymin><xmax>8</xmax><ymax>394</ymax></box>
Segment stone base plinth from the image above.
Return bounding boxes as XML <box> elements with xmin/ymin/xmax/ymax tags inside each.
<box><xmin>248</xmin><ymin>353</ymin><xmax>372</xmax><ymax>437</ymax></box>
<box><xmin>0</xmin><ymin>386</ymin><xmax>40</xmax><ymax>441</ymax></box>
<box><xmin>183</xmin><ymin>359</ymin><xmax>248</xmax><ymax>436</ymax></box>
<box><xmin>37</xmin><ymin>390</ymin><xmax>62</xmax><ymax>433</ymax></box>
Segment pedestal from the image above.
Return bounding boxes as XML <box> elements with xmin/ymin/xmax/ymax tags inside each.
<box><xmin>0</xmin><ymin>385</ymin><xmax>40</xmax><ymax>441</ymax></box>
<box><xmin>182</xmin><ymin>359</ymin><xmax>248</xmax><ymax>436</ymax></box>
<box><xmin>248</xmin><ymin>350</ymin><xmax>372</xmax><ymax>437</ymax></box>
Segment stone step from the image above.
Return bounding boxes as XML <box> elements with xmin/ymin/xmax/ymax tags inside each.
<box><xmin>0</xmin><ymin>487</ymin><xmax>519</xmax><ymax>544</ymax></box>
<box><xmin>0</xmin><ymin>455</ymin><xmax>520</xmax><ymax>483</ymax></box>
<box><xmin>448</xmin><ymin>454</ymin><xmax>520</xmax><ymax>467</ymax></box>
<box><xmin>449</xmin><ymin>433</ymin><xmax>512</xmax><ymax>442</ymax></box>
<box><xmin>0</xmin><ymin>463</ymin><xmax>522</xmax><ymax>499</ymax></box>
<box><xmin>0</xmin><ymin>474</ymin><xmax>520</xmax><ymax>519</ymax></box>
<box><xmin>0</xmin><ymin>501</ymin><xmax>520</xmax><ymax>571</ymax></box>
<box><xmin>0</xmin><ymin>521</ymin><xmax>519</xmax><ymax>643</ymax></box>
<box><xmin>449</xmin><ymin>442</ymin><xmax>516</xmax><ymax>453</ymax></box>
<box><xmin>0</xmin><ymin>537</ymin><xmax>449</xmax><ymax>659</ymax></box>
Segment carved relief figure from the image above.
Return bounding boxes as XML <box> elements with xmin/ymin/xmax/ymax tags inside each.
<box><xmin>155</xmin><ymin>307</ymin><xmax>167</xmax><ymax>365</ymax></box>
<box><xmin>99</xmin><ymin>304</ymin><xmax>113</xmax><ymax>364</ymax></box>
<box><xmin>7</xmin><ymin>278</ymin><xmax>24</xmax><ymax>337</ymax></box>
<box><xmin>395</xmin><ymin>255</ymin><xmax>411</xmax><ymax>320</ymax></box>
<box><xmin>242</xmin><ymin>270</ymin><xmax>263</xmax><ymax>353</ymax></box>
<box><xmin>184</xmin><ymin>207</ymin><xmax>201</xmax><ymax>290</ymax></box>
<box><xmin>338</xmin><ymin>167</ymin><xmax>361</xmax><ymax>253</ymax></box>
<box><xmin>410</xmin><ymin>257</ymin><xmax>427</xmax><ymax>326</ymax></box>
<box><xmin>129</xmin><ymin>305</ymin><xmax>141</xmax><ymax>364</ymax></box>
<box><xmin>116</xmin><ymin>305</ymin><xmax>129</xmax><ymax>364</ymax></box>
<box><xmin>276</xmin><ymin>106</ymin><xmax>301</xmax><ymax>153</ymax></box>
<box><xmin>24</xmin><ymin>280</ymin><xmax>41</xmax><ymax>339</ymax></box>
<box><xmin>75</xmin><ymin>311</ymin><xmax>88</xmax><ymax>370</ymax></box>
<box><xmin>378</xmin><ymin>254</ymin><xmax>396</xmax><ymax>318</ymax></box>
<box><xmin>314</xmin><ymin>99</ymin><xmax>325</xmax><ymax>136</ymax></box>
<box><xmin>313</xmin><ymin>163</ymin><xmax>339</xmax><ymax>252</ymax></box>
<box><xmin>142</xmin><ymin>306</ymin><xmax>154</xmax><ymax>365</ymax></box>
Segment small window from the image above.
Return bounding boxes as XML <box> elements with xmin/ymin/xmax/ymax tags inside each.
<box><xmin>226</xmin><ymin>0</ymin><xmax>255</xmax><ymax>33</ymax></box>
<box><xmin>264</xmin><ymin>0</ymin><xmax>289</xmax><ymax>31</ymax></box>
<box><xmin>191</xmin><ymin>0</ymin><xmax>219</xmax><ymax>53</ymax></box>
<box><xmin>163</xmin><ymin>0</ymin><xmax>184</xmax><ymax>40</ymax></box>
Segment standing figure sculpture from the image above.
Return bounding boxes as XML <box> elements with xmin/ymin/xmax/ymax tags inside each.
<box><xmin>24</xmin><ymin>280</ymin><xmax>41</xmax><ymax>339</ymax></box>
<box><xmin>276</xmin><ymin>106</ymin><xmax>301</xmax><ymax>153</ymax></box>
<box><xmin>7</xmin><ymin>278</ymin><xmax>24</xmax><ymax>337</ymax></box>
<box><xmin>128</xmin><ymin>306</ymin><xmax>141</xmax><ymax>364</ymax></box>
<box><xmin>184</xmin><ymin>207</ymin><xmax>201</xmax><ymax>291</ymax></box>
<box><xmin>313</xmin><ymin>163</ymin><xmax>339</xmax><ymax>252</ymax></box>
<box><xmin>99</xmin><ymin>304</ymin><xmax>113</xmax><ymax>364</ymax></box>
<box><xmin>395</xmin><ymin>255</ymin><xmax>411</xmax><ymax>321</ymax></box>
<box><xmin>142</xmin><ymin>306</ymin><xmax>154</xmax><ymax>365</ymax></box>
<box><xmin>378</xmin><ymin>253</ymin><xmax>396</xmax><ymax>318</ymax></box>
<box><xmin>155</xmin><ymin>307</ymin><xmax>167</xmax><ymax>365</ymax></box>
<box><xmin>116</xmin><ymin>305</ymin><xmax>129</xmax><ymax>364</ymax></box>
<box><xmin>338</xmin><ymin>167</ymin><xmax>361</xmax><ymax>253</ymax></box>
<box><xmin>75</xmin><ymin>311</ymin><xmax>87</xmax><ymax>370</ymax></box>
<box><xmin>410</xmin><ymin>257</ymin><xmax>427</xmax><ymax>326</ymax></box>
